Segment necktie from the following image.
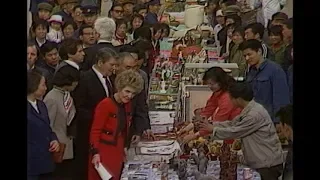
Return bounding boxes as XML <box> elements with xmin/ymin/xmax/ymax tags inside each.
<box><xmin>104</xmin><ymin>76</ymin><xmax>114</xmax><ymax>96</ymax></box>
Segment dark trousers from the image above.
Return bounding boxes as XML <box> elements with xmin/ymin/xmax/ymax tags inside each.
<box><xmin>256</xmin><ymin>164</ymin><xmax>283</xmax><ymax>180</ymax></box>
<box><xmin>28</xmin><ymin>173</ymin><xmax>53</xmax><ymax>180</ymax></box>
<box><xmin>52</xmin><ymin>159</ymin><xmax>75</xmax><ymax>180</ymax></box>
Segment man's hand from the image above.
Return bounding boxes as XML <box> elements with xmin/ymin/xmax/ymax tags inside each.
<box><xmin>131</xmin><ymin>135</ymin><xmax>141</xmax><ymax>144</ymax></box>
<box><xmin>198</xmin><ymin>119</ymin><xmax>214</xmax><ymax>133</ymax></box>
<box><xmin>49</xmin><ymin>140</ymin><xmax>60</xmax><ymax>152</ymax></box>
<box><xmin>143</xmin><ymin>129</ymin><xmax>156</xmax><ymax>140</ymax></box>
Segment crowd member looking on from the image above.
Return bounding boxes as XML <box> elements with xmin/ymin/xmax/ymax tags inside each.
<box><xmin>244</xmin><ymin>22</ymin><xmax>271</xmax><ymax>59</ymax></box>
<box><xmin>62</xmin><ymin>21</ymin><xmax>77</xmax><ymax>39</ymax></box>
<box><xmin>30</xmin><ymin>19</ymin><xmax>49</xmax><ymax>49</ymax></box>
<box><xmin>199</xmin><ymin>82</ymin><xmax>284</xmax><ymax>180</ymax></box>
<box><xmin>28</xmin><ymin>70</ymin><xmax>60</xmax><ymax>180</ymax></box>
<box><xmin>145</xmin><ymin>0</ymin><xmax>161</xmax><ymax>25</ymax></box>
<box><xmin>109</xmin><ymin>3</ymin><xmax>124</xmax><ymax>21</ymax></box>
<box><xmin>268</xmin><ymin>25</ymin><xmax>286</xmax><ymax>66</ymax></box>
<box><xmin>89</xmin><ymin>70</ymin><xmax>144</xmax><ymax>180</ymax></box>
<box><xmin>281</xmin><ymin>18</ymin><xmax>293</xmax><ymax>73</ymax></box>
<box><xmin>44</xmin><ymin>65</ymin><xmax>80</xmax><ymax>179</ymax></box>
<box><xmin>133</xmin><ymin>4</ymin><xmax>148</xmax><ymax>18</ymax></box>
<box><xmin>241</xmin><ymin>39</ymin><xmax>290</xmax><ymax>123</ymax></box>
<box><xmin>82</xmin><ymin>17</ymin><xmax>117</xmax><ymax>71</ymax></box>
<box><xmin>229</xmin><ymin>26</ymin><xmax>247</xmax><ymax>77</ymax></box>
<box><xmin>276</xmin><ymin>104</ymin><xmax>293</xmax><ymax>180</ymax></box>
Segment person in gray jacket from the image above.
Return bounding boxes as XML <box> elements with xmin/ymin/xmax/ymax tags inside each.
<box><xmin>199</xmin><ymin>82</ymin><xmax>284</xmax><ymax>180</ymax></box>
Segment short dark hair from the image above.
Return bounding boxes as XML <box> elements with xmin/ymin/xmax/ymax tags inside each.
<box><xmin>239</xmin><ymin>39</ymin><xmax>262</xmax><ymax>52</ymax></box>
<box><xmin>283</xmin><ymin>18</ymin><xmax>293</xmax><ymax>30</ymax></box>
<box><xmin>203</xmin><ymin>67</ymin><xmax>236</xmax><ymax>91</ymax></box>
<box><xmin>27</xmin><ymin>70</ymin><xmax>43</xmax><ymax>95</ymax></box>
<box><xmin>133</xmin><ymin>26</ymin><xmax>152</xmax><ymax>40</ymax></box>
<box><xmin>52</xmin><ymin>65</ymin><xmax>80</xmax><ymax>87</ymax></box>
<box><xmin>79</xmin><ymin>24</ymin><xmax>94</xmax><ymax>36</ymax></box>
<box><xmin>133</xmin><ymin>4</ymin><xmax>147</xmax><ymax>13</ymax></box>
<box><xmin>276</xmin><ymin>104</ymin><xmax>293</xmax><ymax>127</ymax></box>
<box><xmin>62</xmin><ymin>20</ymin><xmax>77</xmax><ymax>31</ymax></box>
<box><xmin>152</xmin><ymin>23</ymin><xmax>163</xmax><ymax>35</ymax></box>
<box><xmin>271</xmin><ymin>12</ymin><xmax>288</xmax><ymax>21</ymax></box>
<box><xmin>233</xmin><ymin>26</ymin><xmax>245</xmax><ymax>38</ymax></box>
<box><xmin>228</xmin><ymin>82</ymin><xmax>253</xmax><ymax>101</ymax></box>
<box><xmin>40</xmin><ymin>42</ymin><xmax>58</xmax><ymax>57</ymax></box>
<box><xmin>73</xmin><ymin>5</ymin><xmax>82</xmax><ymax>11</ymax></box>
<box><xmin>268</xmin><ymin>25</ymin><xmax>283</xmax><ymax>39</ymax></box>
<box><xmin>32</xmin><ymin>19</ymin><xmax>49</xmax><ymax>32</ymax></box>
<box><xmin>95</xmin><ymin>47</ymin><xmax>119</xmax><ymax>64</ymax></box>
<box><xmin>160</xmin><ymin>23</ymin><xmax>170</xmax><ymax>32</ymax></box>
<box><xmin>221</xmin><ymin>0</ymin><xmax>236</xmax><ymax>6</ymax></box>
<box><xmin>245</xmin><ymin>22</ymin><xmax>265</xmax><ymax>39</ymax></box>
<box><xmin>59</xmin><ymin>38</ymin><xmax>82</xmax><ymax>60</ymax></box>
<box><xmin>119</xmin><ymin>45</ymin><xmax>139</xmax><ymax>54</ymax></box>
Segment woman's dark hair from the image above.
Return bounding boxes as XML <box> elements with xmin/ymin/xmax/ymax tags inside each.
<box><xmin>228</xmin><ymin>82</ymin><xmax>254</xmax><ymax>101</ymax></box>
<box><xmin>276</xmin><ymin>104</ymin><xmax>293</xmax><ymax>127</ymax></box>
<box><xmin>62</xmin><ymin>20</ymin><xmax>77</xmax><ymax>32</ymax></box>
<box><xmin>203</xmin><ymin>67</ymin><xmax>236</xmax><ymax>91</ymax></box>
<box><xmin>128</xmin><ymin>14</ymin><xmax>145</xmax><ymax>34</ymax></box>
<box><xmin>226</xmin><ymin>14</ymin><xmax>242</xmax><ymax>27</ymax></box>
<box><xmin>268</xmin><ymin>25</ymin><xmax>283</xmax><ymax>39</ymax></box>
<box><xmin>59</xmin><ymin>38</ymin><xmax>82</xmax><ymax>60</ymax></box>
<box><xmin>52</xmin><ymin>65</ymin><xmax>80</xmax><ymax>87</ymax></box>
<box><xmin>27</xmin><ymin>70</ymin><xmax>43</xmax><ymax>95</ymax></box>
<box><xmin>239</xmin><ymin>39</ymin><xmax>263</xmax><ymax>52</ymax></box>
<box><xmin>160</xmin><ymin>23</ymin><xmax>170</xmax><ymax>33</ymax></box>
<box><xmin>32</xmin><ymin>19</ymin><xmax>49</xmax><ymax>32</ymax></box>
<box><xmin>232</xmin><ymin>26</ymin><xmax>245</xmax><ymax>38</ymax></box>
<box><xmin>283</xmin><ymin>18</ymin><xmax>293</xmax><ymax>30</ymax></box>
<box><xmin>152</xmin><ymin>23</ymin><xmax>163</xmax><ymax>36</ymax></box>
<box><xmin>115</xmin><ymin>18</ymin><xmax>127</xmax><ymax>29</ymax></box>
<box><xmin>133</xmin><ymin>26</ymin><xmax>152</xmax><ymax>40</ymax></box>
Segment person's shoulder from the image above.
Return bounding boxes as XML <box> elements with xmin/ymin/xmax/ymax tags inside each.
<box><xmin>266</xmin><ymin>60</ymin><xmax>284</xmax><ymax>72</ymax></box>
<box><xmin>247</xmin><ymin>101</ymin><xmax>271</xmax><ymax>119</ymax></box>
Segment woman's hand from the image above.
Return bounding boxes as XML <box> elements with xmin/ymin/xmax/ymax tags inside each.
<box><xmin>182</xmin><ymin>134</ymin><xmax>197</xmax><ymax>143</ymax></box>
<box><xmin>92</xmin><ymin>154</ymin><xmax>101</xmax><ymax>167</ymax></box>
<box><xmin>49</xmin><ymin>140</ymin><xmax>60</xmax><ymax>152</ymax></box>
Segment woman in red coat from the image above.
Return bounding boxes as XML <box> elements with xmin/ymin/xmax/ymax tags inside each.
<box><xmin>88</xmin><ymin>70</ymin><xmax>144</xmax><ymax>180</ymax></box>
<box><xmin>183</xmin><ymin>67</ymin><xmax>242</xmax><ymax>144</ymax></box>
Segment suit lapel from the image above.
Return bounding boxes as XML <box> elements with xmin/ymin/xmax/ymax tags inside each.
<box><xmin>89</xmin><ymin>69</ymin><xmax>107</xmax><ymax>97</ymax></box>
<box><xmin>27</xmin><ymin>101</ymin><xmax>50</xmax><ymax>126</ymax></box>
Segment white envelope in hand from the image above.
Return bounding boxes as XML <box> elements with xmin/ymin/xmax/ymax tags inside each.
<box><xmin>95</xmin><ymin>163</ymin><xmax>112</xmax><ymax>180</ymax></box>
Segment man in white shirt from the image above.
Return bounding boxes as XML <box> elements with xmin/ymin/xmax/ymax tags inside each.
<box><xmin>213</xmin><ymin>9</ymin><xmax>225</xmax><ymax>47</ymax></box>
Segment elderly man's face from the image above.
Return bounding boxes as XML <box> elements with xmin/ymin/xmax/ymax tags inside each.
<box><xmin>118</xmin><ymin>56</ymin><xmax>137</xmax><ymax>73</ymax></box>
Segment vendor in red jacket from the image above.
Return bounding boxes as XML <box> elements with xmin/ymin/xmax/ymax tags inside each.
<box><xmin>88</xmin><ymin>70</ymin><xmax>144</xmax><ymax>180</ymax></box>
<box><xmin>183</xmin><ymin>67</ymin><xmax>242</xmax><ymax>143</ymax></box>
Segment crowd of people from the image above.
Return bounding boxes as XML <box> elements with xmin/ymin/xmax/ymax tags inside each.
<box><xmin>27</xmin><ymin>0</ymin><xmax>293</xmax><ymax>180</ymax></box>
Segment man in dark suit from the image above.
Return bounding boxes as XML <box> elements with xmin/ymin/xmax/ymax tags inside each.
<box><xmin>73</xmin><ymin>47</ymin><xmax>119</xmax><ymax>180</ymax></box>
<box><xmin>81</xmin><ymin>17</ymin><xmax>117</xmax><ymax>71</ymax></box>
<box><xmin>112</xmin><ymin>52</ymin><xmax>152</xmax><ymax>146</ymax></box>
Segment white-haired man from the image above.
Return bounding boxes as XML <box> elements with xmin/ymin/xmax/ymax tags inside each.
<box><xmin>82</xmin><ymin>17</ymin><xmax>118</xmax><ymax>71</ymax></box>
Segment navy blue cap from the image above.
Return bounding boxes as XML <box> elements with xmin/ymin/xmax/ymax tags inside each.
<box><xmin>146</xmin><ymin>0</ymin><xmax>160</xmax><ymax>6</ymax></box>
<box><xmin>81</xmin><ymin>5</ymin><xmax>98</xmax><ymax>15</ymax></box>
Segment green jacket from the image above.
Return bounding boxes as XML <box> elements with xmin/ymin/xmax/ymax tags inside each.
<box><xmin>229</xmin><ymin>43</ymin><xmax>247</xmax><ymax>77</ymax></box>
<box><xmin>269</xmin><ymin>44</ymin><xmax>286</xmax><ymax>66</ymax></box>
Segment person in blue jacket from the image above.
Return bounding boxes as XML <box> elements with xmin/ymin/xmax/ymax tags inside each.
<box><xmin>240</xmin><ymin>39</ymin><xmax>290</xmax><ymax>122</ymax></box>
<box><xmin>27</xmin><ymin>70</ymin><xmax>60</xmax><ymax>180</ymax></box>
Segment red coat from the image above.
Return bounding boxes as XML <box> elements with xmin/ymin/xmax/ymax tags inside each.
<box><xmin>88</xmin><ymin>97</ymin><xmax>132</xmax><ymax>180</ymax></box>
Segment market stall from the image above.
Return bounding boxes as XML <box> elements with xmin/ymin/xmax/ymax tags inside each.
<box><xmin>119</xmin><ymin>1</ymin><xmax>289</xmax><ymax>179</ymax></box>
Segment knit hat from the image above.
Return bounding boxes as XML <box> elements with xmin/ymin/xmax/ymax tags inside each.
<box><xmin>48</xmin><ymin>15</ymin><xmax>64</xmax><ymax>24</ymax></box>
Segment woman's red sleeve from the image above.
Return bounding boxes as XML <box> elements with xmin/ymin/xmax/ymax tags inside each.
<box><xmin>89</xmin><ymin>99</ymin><xmax>109</xmax><ymax>155</ymax></box>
